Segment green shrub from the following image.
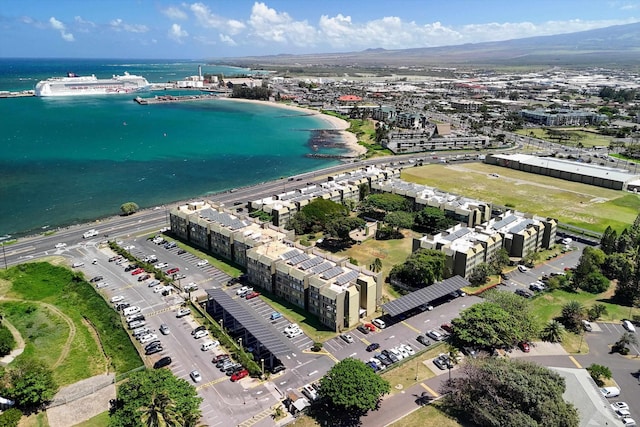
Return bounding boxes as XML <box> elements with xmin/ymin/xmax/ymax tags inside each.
<box><xmin>0</xmin><ymin>325</ymin><xmax>16</xmax><ymax>357</ymax></box>
<box><xmin>0</xmin><ymin>408</ymin><xmax>22</xmax><ymax>427</ymax></box>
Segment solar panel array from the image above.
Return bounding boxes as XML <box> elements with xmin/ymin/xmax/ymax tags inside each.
<box><xmin>289</xmin><ymin>253</ymin><xmax>310</xmax><ymax>266</ymax></box>
<box><xmin>299</xmin><ymin>257</ymin><xmax>323</xmax><ymax>270</ymax></box>
<box><xmin>311</xmin><ymin>261</ymin><xmax>333</xmax><ymax>275</ymax></box>
<box><xmin>442</xmin><ymin>227</ymin><xmax>472</xmax><ymax>242</ymax></box>
<box><xmin>509</xmin><ymin>219</ymin><xmax>534</xmax><ymax>234</ymax></box>
<box><xmin>206</xmin><ymin>288</ymin><xmax>297</xmax><ymax>357</ymax></box>
<box><xmin>321</xmin><ymin>266</ymin><xmax>343</xmax><ymax>280</ymax></box>
<box><xmin>492</xmin><ymin>214</ymin><xmax>517</xmax><ymax>230</ymax></box>
<box><xmin>335</xmin><ymin>269</ymin><xmax>359</xmax><ymax>286</ymax></box>
<box><xmin>200</xmin><ymin>209</ymin><xmax>248</xmax><ymax>230</ymax></box>
<box><xmin>281</xmin><ymin>249</ymin><xmax>300</xmax><ymax>260</ymax></box>
<box><xmin>381</xmin><ymin>276</ymin><xmax>470</xmax><ymax>317</ymax></box>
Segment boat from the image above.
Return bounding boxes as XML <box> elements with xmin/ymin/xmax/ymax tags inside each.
<box><xmin>34</xmin><ymin>72</ymin><xmax>150</xmax><ymax>97</ymax></box>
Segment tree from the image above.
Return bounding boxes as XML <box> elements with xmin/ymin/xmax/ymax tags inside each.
<box><xmin>451</xmin><ymin>302</ymin><xmax>522</xmax><ymax>349</ymax></box>
<box><xmin>109</xmin><ymin>369</ymin><xmax>202</xmax><ymax>427</ymax></box>
<box><xmin>319</xmin><ymin>358</ymin><xmax>390</xmax><ymax>413</ymax></box>
<box><xmin>0</xmin><ymin>324</ymin><xmax>16</xmax><ymax>357</ymax></box>
<box><xmin>541</xmin><ymin>320</ymin><xmax>564</xmax><ymax>343</ymax></box>
<box><xmin>3</xmin><ymin>358</ymin><xmax>58</xmax><ymax>411</ymax></box>
<box><xmin>612</xmin><ymin>332</ymin><xmax>638</xmax><ymax>355</ymax></box>
<box><xmin>560</xmin><ymin>301</ymin><xmax>585</xmax><ymax>332</ymax></box>
<box><xmin>580</xmin><ymin>271</ymin><xmax>610</xmax><ymax>294</ymax></box>
<box><xmin>413</xmin><ymin>207</ymin><xmax>456</xmax><ymax>234</ymax></box>
<box><xmin>483</xmin><ymin>290</ymin><xmax>540</xmax><ymax>340</ymax></box>
<box><xmin>586</xmin><ymin>364</ymin><xmax>612</xmax><ymax>387</ymax></box>
<box><xmin>587</xmin><ymin>303</ymin><xmax>608</xmax><ymax>321</ymax></box>
<box><xmin>489</xmin><ymin>248</ymin><xmax>510</xmax><ymax>273</ymax></box>
<box><xmin>358</xmin><ymin>183</ymin><xmax>370</xmax><ymax>201</ymax></box>
<box><xmin>383</xmin><ymin>211</ymin><xmax>414</xmax><ymax>230</ymax></box>
<box><xmin>361</xmin><ymin>194</ymin><xmax>411</xmax><ymax>220</ymax></box>
<box><xmin>120</xmin><ymin>202</ymin><xmax>139</xmax><ymax>216</ymax></box>
<box><xmin>287</xmin><ymin>199</ymin><xmax>348</xmax><ymax>235</ymax></box>
<box><xmin>325</xmin><ymin>216</ymin><xmax>365</xmax><ymax>242</ymax></box>
<box><xmin>389</xmin><ymin>249</ymin><xmax>445</xmax><ymax>288</ymax></box>
<box><xmin>600</xmin><ymin>226</ymin><xmax>618</xmax><ymax>255</ymax></box>
<box><xmin>468</xmin><ymin>263</ymin><xmax>491</xmax><ymax>286</ymax></box>
<box><xmin>369</xmin><ymin>258</ymin><xmax>382</xmax><ymax>273</ymax></box>
<box><xmin>573</xmin><ymin>247</ymin><xmax>605</xmax><ymax>285</ymax></box>
<box><xmin>138</xmin><ymin>391</ymin><xmax>178</xmax><ymax>427</ymax></box>
<box><xmin>441</xmin><ymin>358</ymin><xmax>579</xmax><ymax>427</ymax></box>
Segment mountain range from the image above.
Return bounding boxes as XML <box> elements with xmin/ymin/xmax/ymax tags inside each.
<box><xmin>219</xmin><ymin>22</ymin><xmax>640</xmax><ymax>69</ymax></box>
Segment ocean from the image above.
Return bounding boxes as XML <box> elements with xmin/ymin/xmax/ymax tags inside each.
<box><xmin>0</xmin><ymin>59</ymin><xmax>345</xmax><ymax>237</ymax></box>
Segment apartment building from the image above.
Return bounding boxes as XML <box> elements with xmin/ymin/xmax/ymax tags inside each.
<box><xmin>415</xmin><ymin>224</ymin><xmax>503</xmax><ymax>278</ymax></box>
<box><xmin>479</xmin><ymin>211</ymin><xmax>557</xmax><ymax>259</ymax></box>
<box><xmin>520</xmin><ymin>109</ymin><xmax>607</xmax><ymax>126</ymax></box>
<box><xmin>372</xmin><ymin>178</ymin><xmax>491</xmax><ymax>227</ymax></box>
<box><xmin>450</xmin><ymin>99</ymin><xmax>484</xmax><ymax>113</ymax></box>
<box><xmin>247</xmin><ymin>242</ymin><xmax>381</xmax><ymax>331</ymax></box>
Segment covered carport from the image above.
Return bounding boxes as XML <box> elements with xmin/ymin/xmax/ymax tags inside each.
<box><xmin>205</xmin><ymin>288</ymin><xmax>298</xmax><ymax>371</ymax></box>
<box><xmin>381</xmin><ymin>276</ymin><xmax>470</xmax><ymax>318</ymax></box>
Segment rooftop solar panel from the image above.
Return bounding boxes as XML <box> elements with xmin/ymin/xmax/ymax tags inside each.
<box><xmin>300</xmin><ymin>257</ymin><xmax>323</xmax><ymax>270</ymax></box>
<box><xmin>335</xmin><ymin>270</ymin><xmax>359</xmax><ymax>285</ymax></box>
<box><xmin>311</xmin><ymin>261</ymin><xmax>333</xmax><ymax>274</ymax></box>
<box><xmin>281</xmin><ymin>249</ymin><xmax>299</xmax><ymax>260</ymax></box>
<box><xmin>321</xmin><ymin>266</ymin><xmax>343</xmax><ymax>280</ymax></box>
<box><xmin>509</xmin><ymin>219</ymin><xmax>534</xmax><ymax>234</ymax></box>
<box><xmin>289</xmin><ymin>253</ymin><xmax>310</xmax><ymax>265</ymax></box>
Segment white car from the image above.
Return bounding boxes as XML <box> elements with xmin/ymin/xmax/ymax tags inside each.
<box><xmin>622</xmin><ymin>320</ymin><xmax>636</xmax><ymax>333</ymax></box>
<box><xmin>193</xmin><ymin>330</ymin><xmax>209</xmax><ymax>339</ymax></box>
<box><xmin>236</xmin><ymin>286</ymin><xmax>250</xmax><ymax>296</ymax></box>
<box><xmin>110</xmin><ymin>295</ymin><xmax>124</xmax><ymax>303</ymax></box>
<box><xmin>615</xmin><ymin>409</ymin><xmax>632</xmax><ymax>419</ymax></box>
<box><xmin>196</xmin><ymin>259</ymin><xmax>209</xmax><ymax>267</ymax></box>
<box><xmin>612</xmin><ymin>402</ymin><xmax>630</xmax><ymax>411</ymax></box>
<box><xmin>190</xmin><ymin>370</ymin><xmax>202</xmax><ymax>383</ymax></box>
<box><xmin>153</xmin><ymin>285</ymin><xmax>165</xmax><ymax>293</ymax></box>
<box><xmin>427</xmin><ymin>330</ymin><xmax>444</xmax><ymax>341</ymax></box>
<box><xmin>286</xmin><ymin>328</ymin><xmax>303</xmax><ymax>338</ymax></box>
<box><xmin>123</xmin><ymin>245</ymin><xmax>135</xmax><ymax>250</ymax></box>
<box><xmin>400</xmin><ymin>343</ymin><xmax>415</xmax><ymax>356</ymax></box>
<box><xmin>155</xmin><ymin>262</ymin><xmax>168</xmax><ymax>269</ymax></box>
<box><xmin>622</xmin><ymin>417</ymin><xmax>637</xmax><ymax>427</ymax></box>
<box><xmin>55</xmin><ymin>243</ymin><xmax>67</xmax><ymax>249</ymax></box>
<box><xmin>518</xmin><ymin>265</ymin><xmax>529</xmax><ymax>272</ymax></box>
<box><xmin>284</xmin><ymin>323</ymin><xmax>300</xmax><ymax>335</ymax></box>
<box><xmin>176</xmin><ymin>308</ymin><xmax>191</xmax><ymax>318</ymax></box>
<box><xmin>139</xmin><ymin>334</ymin><xmax>158</xmax><ymax>344</ymax></box>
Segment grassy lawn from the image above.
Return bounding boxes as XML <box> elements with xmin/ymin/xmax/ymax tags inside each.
<box><xmin>18</xmin><ymin>412</ymin><xmax>49</xmax><ymax>427</ymax></box>
<box><xmin>515</xmin><ymin>128</ymin><xmax>613</xmax><ymax>148</ymax></box>
<box><xmin>161</xmin><ymin>236</ymin><xmax>243</xmax><ymax>278</ymax></box>
<box><xmin>73</xmin><ymin>411</ymin><xmax>110</xmax><ymax>427</ymax></box>
<box><xmin>389</xmin><ymin>403</ymin><xmax>463</xmax><ymax>427</ymax></box>
<box><xmin>334</xmin><ymin>229</ymin><xmax>418</xmax><ymax>300</ymax></box>
<box><xmin>0</xmin><ymin>263</ymin><xmax>142</xmax><ymax>386</ymax></box>
<box><xmin>380</xmin><ymin>343</ymin><xmax>446</xmax><ymax>395</ymax></box>
<box><xmin>402</xmin><ymin>163</ymin><xmax>640</xmax><ymax>233</ymax></box>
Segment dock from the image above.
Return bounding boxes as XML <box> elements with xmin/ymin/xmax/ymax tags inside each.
<box><xmin>0</xmin><ymin>91</ymin><xmax>35</xmax><ymax>98</ymax></box>
<box><xmin>134</xmin><ymin>93</ymin><xmax>224</xmax><ymax>105</ymax></box>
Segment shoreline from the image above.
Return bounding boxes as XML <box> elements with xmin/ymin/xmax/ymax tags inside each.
<box><xmin>219</xmin><ymin>97</ymin><xmax>367</xmax><ymax>157</ymax></box>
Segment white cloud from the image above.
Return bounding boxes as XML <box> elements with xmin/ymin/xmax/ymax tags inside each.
<box><xmin>248</xmin><ymin>2</ymin><xmax>316</xmax><ymax>46</ymax></box>
<box><xmin>49</xmin><ymin>17</ymin><xmax>74</xmax><ymax>42</ymax></box>
<box><xmin>219</xmin><ymin>34</ymin><xmax>236</xmax><ymax>46</ymax></box>
<box><xmin>168</xmin><ymin>23</ymin><xmax>188</xmax><ymax>43</ymax></box>
<box><xmin>162</xmin><ymin>6</ymin><xmax>188</xmax><ymax>20</ymax></box>
<box><xmin>190</xmin><ymin>2</ymin><xmax>246</xmax><ymax>34</ymax></box>
<box><xmin>109</xmin><ymin>18</ymin><xmax>149</xmax><ymax>33</ymax></box>
<box><xmin>74</xmin><ymin>16</ymin><xmax>95</xmax><ymax>27</ymax></box>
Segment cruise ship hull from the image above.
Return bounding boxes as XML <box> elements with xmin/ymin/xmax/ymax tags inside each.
<box><xmin>35</xmin><ymin>73</ymin><xmax>150</xmax><ymax>97</ymax></box>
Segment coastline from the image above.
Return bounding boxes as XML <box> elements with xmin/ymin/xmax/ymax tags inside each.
<box><xmin>219</xmin><ymin>97</ymin><xmax>367</xmax><ymax>157</ymax></box>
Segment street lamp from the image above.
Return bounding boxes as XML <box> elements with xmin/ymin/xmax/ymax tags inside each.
<box><xmin>415</xmin><ymin>357</ymin><xmax>419</xmax><ymax>381</ymax></box>
<box><xmin>238</xmin><ymin>337</ymin><xmax>242</xmax><ymax>350</ymax></box>
<box><xmin>219</xmin><ymin>318</ymin><xmax>224</xmax><ymax>331</ymax></box>
<box><xmin>261</xmin><ymin>358</ymin><xmax>265</xmax><ymax>378</ymax></box>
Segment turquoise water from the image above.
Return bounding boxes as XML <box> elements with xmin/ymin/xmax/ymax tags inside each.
<box><xmin>0</xmin><ymin>59</ymin><xmax>343</xmax><ymax>237</ymax></box>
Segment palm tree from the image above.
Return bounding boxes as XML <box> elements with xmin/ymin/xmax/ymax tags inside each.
<box><xmin>369</xmin><ymin>258</ymin><xmax>382</xmax><ymax>273</ymax></box>
<box><xmin>139</xmin><ymin>391</ymin><xmax>179</xmax><ymax>427</ymax></box>
<box><xmin>561</xmin><ymin>300</ymin><xmax>585</xmax><ymax>332</ymax></box>
<box><xmin>613</xmin><ymin>332</ymin><xmax>638</xmax><ymax>354</ymax></box>
<box><xmin>541</xmin><ymin>320</ymin><xmax>564</xmax><ymax>343</ymax></box>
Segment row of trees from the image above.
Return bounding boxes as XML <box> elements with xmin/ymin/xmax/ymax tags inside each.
<box><xmin>599</xmin><ymin>214</ymin><xmax>640</xmax><ymax>305</ymax></box>
<box><xmin>0</xmin><ymin>358</ymin><xmax>57</xmax><ymax>414</ymax></box>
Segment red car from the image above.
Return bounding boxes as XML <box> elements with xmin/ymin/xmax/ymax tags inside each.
<box><xmin>245</xmin><ymin>291</ymin><xmax>260</xmax><ymax>300</ymax></box>
<box><xmin>441</xmin><ymin>323</ymin><xmax>454</xmax><ymax>334</ymax></box>
<box><xmin>518</xmin><ymin>341</ymin><xmax>530</xmax><ymax>353</ymax></box>
<box><xmin>364</xmin><ymin>323</ymin><xmax>376</xmax><ymax>332</ymax></box>
<box><xmin>230</xmin><ymin>369</ymin><xmax>249</xmax><ymax>382</ymax></box>
<box><xmin>131</xmin><ymin>268</ymin><xmax>145</xmax><ymax>275</ymax></box>
<box><xmin>166</xmin><ymin>268</ymin><xmax>180</xmax><ymax>274</ymax></box>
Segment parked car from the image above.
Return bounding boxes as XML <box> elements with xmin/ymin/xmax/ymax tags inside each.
<box><xmin>213</xmin><ymin>354</ymin><xmax>229</xmax><ymax>364</ymax></box>
<box><xmin>441</xmin><ymin>323</ymin><xmax>454</xmax><ymax>334</ymax></box>
<box><xmin>145</xmin><ymin>346</ymin><xmax>163</xmax><ymax>355</ymax></box>
<box><xmin>89</xmin><ymin>276</ymin><xmax>103</xmax><ymax>283</ymax></box>
<box><xmin>612</xmin><ymin>402</ymin><xmax>630</xmax><ymax>411</ymax></box>
<box><xmin>600</xmin><ymin>387</ymin><xmax>621</xmax><ymax>398</ymax></box>
<box><xmin>236</xmin><ymin>286</ymin><xmax>251</xmax><ymax>296</ymax></box>
<box><xmin>230</xmin><ymin>369</ymin><xmax>249</xmax><ymax>382</ymax></box>
<box><xmin>153</xmin><ymin>356</ymin><xmax>172</xmax><ymax>369</ymax></box>
<box><xmin>270</xmin><ymin>311</ymin><xmax>282</xmax><ymax>321</ymax></box>
<box><xmin>515</xmin><ymin>289</ymin><xmax>533</xmax><ymax>298</ymax></box>
<box><xmin>155</xmin><ymin>262</ymin><xmax>168</xmax><ymax>269</ymax></box>
<box><xmin>115</xmin><ymin>302</ymin><xmax>130</xmax><ymax>311</ymax></box>
<box><xmin>518</xmin><ymin>341</ymin><xmax>531</xmax><ymax>352</ymax></box>
<box><xmin>176</xmin><ymin>308</ymin><xmax>191</xmax><ymax>318</ymax></box>
<box><xmin>190</xmin><ymin>370</ymin><xmax>202</xmax><ymax>383</ymax></box>
<box><xmin>193</xmin><ymin>330</ymin><xmax>209</xmax><ymax>339</ymax></box>
<box><xmin>581</xmin><ymin>320</ymin><xmax>593</xmax><ymax>332</ymax></box>
<box><xmin>166</xmin><ymin>267</ymin><xmax>179</xmax><ymax>274</ymax></box>
<box><xmin>340</xmin><ymin>334</ymin><xmax>354</xmax><ymax>344</ymax></box>
<box><xmin>110</xmin><ymin>295</ymin><xmax>124</xmax><ymax>303</ymax></box>
<box><xmin>357</xmin><ymin>325</ymin><xmax>370</xmax><ymax>334</ymax></box>
<box><xmin>177</xmin><ymin>249</ymin><xmax>187</xmax><ymax>255</ymax></box>
<box><xmin>159</xmin><ymin>324</ymin><xmax>170</xmax><ymax>335</ymax></box>
<box><xmin>622</xmin><ymin>320</ymin><xmax>636</xmax><ymax>333</ymax></box>
<box><xmin>372</xmin><ymin>318</ymin><xmax>386</xmax><ymax>329</ymax></box>
<box><xmin>433</xmin><ymin>354</ymin><xmax>453</xmax><ymax>370</ymax></box>
<box><xmin>518</xmin><ymin>265</ymin><xmax>529</xmax><ymax>272</ymax></box>
<box><xmin>191</xmin><ymin>325</ymin><xmax>206</xmax><ymax>335</ymax></box>
<box><xmin>400</xmin><ymin>344</ymin><xmax>415</xmax><ymax>356</ymax></box>
<box><xmin>366</xmin><ymin>343</ymin><xmax>380</xmax><ymax>352</ymax></box>
<box><xmin>416</xmin><ymin>335</ymin><xmax>431</xmax><ymax>346</ymax></box>
<box><xmin>426</xmin><ymin>330</ymin><xmax>444</xmax><ymax>341</ymax></box>
<box><xmin>364</xmin><ymin>323</ymin><xmax>377</xmax><ymax>332</ymax></box>
<box><xmin>138</xmin><ymin>274</ymin><xmax>151</xmax><ymax>282</ymax></box>
<box><xmin>139</xmin><ymin>334</ymin><xmax>158</xmax><ymax>344</ymax></box>
<box><xmin>196</xmin><ymin>259</ymin><xmax>209</xmax><ymax>267</ymax></box>
<box><xmin>131</xmin><ymin>268</ymin><xmax>145</xmax><ymax>275</ymax></box>
<box><xmin>245</xmin><ymin>291</ymin><xmax>260</xmax><ymax>300</ymax></box>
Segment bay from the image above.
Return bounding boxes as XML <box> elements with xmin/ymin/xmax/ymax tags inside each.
<box><xmin>0</xmin><ymin>59</ymin><xmax>344</xmax><ymax>237</ymax></box>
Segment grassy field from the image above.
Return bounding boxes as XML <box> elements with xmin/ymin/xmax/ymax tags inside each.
<box><xmin>515</xmin><ymin>128</ymin><xmax>614</xmax><ymax>148</ymax></box>
<box><xmin>0</xmin><ymin>262</ymin><xmax>142</xmax><ymax>386</ymax></box>
<box><xmin>334</xmin><ymin>229</ymin><xmax>419</xmax><ymax>300</ymax></box>
<box><xmin>73</xmin><ymin>411</ymin><xmax>110</xmax><ymax>427</ymax></box>
<box><xmin>389</xmin><ymin>404</ymin><xmax>464</xmax><ymax>427</ymax></box>
<box><xmin>402</xmin><ymin>163</ymin><xmax>640</xmax><ymax>233</ymax></box>
<box><xmin>380</xmin><ymin>343</ymin><xmax>446</xmax><ymax>395</ymax></box>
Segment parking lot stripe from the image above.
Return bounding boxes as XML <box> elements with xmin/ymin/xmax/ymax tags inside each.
<box><xmin>197</xmin><ymin>376</ymin><xmax>228</xmax><ymax>390</ymax></box>
<box><xmin>237</xmin><ymin>404</ymin><xmax>279</xmax><ymax>427</ymax></box>
<box><xmin>401</xmin><ymin>321</ymin><xmax>421</xmax><ymax>334</ymax></box>
<box><xmin>360</xmin><ymin>338</ymin><xmax>371</xmax><ymax>346</ymax></box>
<box><xmin>302</xmin><ymin>348</ymin><xmax>339</xmax><ymax>363</ymax></box>
<box><xmin>420</xmin><ymin>382</ymin><xmax>439</xmax><ymax>397</ymax></box>
<box><xmin>568</xmin><ymin>356</ymin><xmax>582</xmax><ymax>369</ymax></box>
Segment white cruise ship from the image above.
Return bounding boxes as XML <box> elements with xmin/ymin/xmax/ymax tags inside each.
<box><xmin>34</xmin><ymin>72</ymin><xmax>150</xmax><ymax>97</ymax></box>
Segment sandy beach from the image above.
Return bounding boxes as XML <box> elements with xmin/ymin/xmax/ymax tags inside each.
<box><xmin>220</xmin><ymin>97</ymin><xmax>367</xmax><ymax>157</ymax></box>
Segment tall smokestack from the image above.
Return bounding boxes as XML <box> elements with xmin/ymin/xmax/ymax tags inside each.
<box><xmin>198</xmin><ymin>65</ymin><xmax>202</xmax><ymax>78</ymax></box>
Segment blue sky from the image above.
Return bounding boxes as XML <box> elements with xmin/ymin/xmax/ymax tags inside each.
<box><xmin>1</xmin><ymin>0</ymin><xmax>639</xmax><ymax>59</ymax></box>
